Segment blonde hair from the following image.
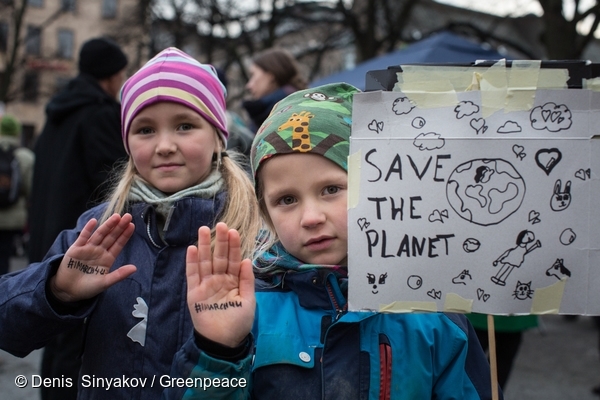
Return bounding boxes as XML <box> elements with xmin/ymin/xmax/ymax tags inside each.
<box><xmin>253</xmin><ymin>171</ymin><xmax>280</xmax><ymax>259</ymax></box>
<box><xmin>101</xmin><ymin>137</ymin><xmax>261</xmax><ymax>260</ymax></box>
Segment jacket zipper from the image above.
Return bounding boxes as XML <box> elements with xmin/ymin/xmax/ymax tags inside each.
<box><xmin>321</xmin><ymin>278</ymin><xmax>348</xmax><ymax>398</ymax></box>
<box><xmin>325</xmin><ymin>280</ymin><xmax>346</xmax><ymax>321</ymax></box>
<box><xmin>145</xmin><ymin>218</ymin><xmax>162</xmax><ymax>248</ymax></box>
<box><xmin>379</xmin><ymin>334</ymin><xmax>391</xmax><ymax>400</ymax></box>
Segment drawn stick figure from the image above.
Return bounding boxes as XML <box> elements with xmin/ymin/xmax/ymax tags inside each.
<box><xmin>491</xmin><ymin>230</ymin><xmax>541</xmax><ymax>286</ymax></box>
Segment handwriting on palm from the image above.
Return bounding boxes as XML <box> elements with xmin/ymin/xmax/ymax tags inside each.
<box><xmin>186</xmin><ymin>223</ymin><xmax>255</xmax><ymax>348</ymax></box>
<box><xmin>52</xmin><ymin>213</ymin><xmax>137</xmax><ymax>302</ymax></box>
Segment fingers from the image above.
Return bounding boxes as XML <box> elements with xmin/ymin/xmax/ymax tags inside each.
<box><xmin>186</xmin><ymin>245</ymin><xmax>200</xmax><ymax>290</ymax></box>
<box><xmin>238</xmin><ymin>258</ymin><xmax>255</xmax><ymax>300</ymax></box>
<box><xmin>197</xmin><ymin>226</ymin><xmax>213</xmax><ymax>279</ymax></box>
<box><xmin>107</xmin><ymin>220</ymin><xmax>135</xmax><ymax>257</ymax></box>
<box><xmin>86</xmin><ymin>214</ymin><xmax>133</xmax><ymax>251</ymax></box>
<box><xmin>212</xmin><ymin>222</ymin><xmax>229</xmax><ymax>274</ymax></box>
<box><xmin>102</xmin><ymin>264</ymin><xmax>137</xmax><ymax>290</ymax></box>
<box><xmin>193</xmin><ymin>222</ymin><xmax>246</xmax><ymax>280</ymax></box>
<box><xmin>72</xmin><ymin>218</ymin><xmax>98</xmax><ymax>247</ymax></box>
<box><xmin>227</xmin><ymin>228</ymin><xmax>242</xmax><ymax>278</ymax></box>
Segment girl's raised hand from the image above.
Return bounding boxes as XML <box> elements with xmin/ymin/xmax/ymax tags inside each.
<box><xmin>50</xmin><ymin>213</ymin><xmax>137</xmax><ymax>303</ymax></box>
<box><xmin>186</xmin><ymin>222</ymin><xmax>255</xmax><ymax>348</ymax></box>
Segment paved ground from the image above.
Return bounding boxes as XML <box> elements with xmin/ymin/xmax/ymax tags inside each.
<box><xmin>1</xmin><ymin>256</ymin><xmax>600</xmax><ymax>399</ymax></box>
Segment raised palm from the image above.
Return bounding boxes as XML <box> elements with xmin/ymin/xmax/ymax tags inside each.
<box><xmin>51</xmin><ymin>213</ymin><xmax>137</xmax><ymax>303</ymax></box>
<box><xmin>186</xmin><ymin>222</ymin><xmax>255</xmax><ymax>348</ymax></box>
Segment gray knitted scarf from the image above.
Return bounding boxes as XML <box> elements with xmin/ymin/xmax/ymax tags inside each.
<box><xmin>128</xmin><ymin>168</ymin><xmax>224</xmax><ymax>220</ymax></box>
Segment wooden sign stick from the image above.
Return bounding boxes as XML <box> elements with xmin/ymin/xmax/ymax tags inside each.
<box><xmin>487</xmin><ymin>314</ymin><xmax>499</xmax><ymax>400</ymax></box>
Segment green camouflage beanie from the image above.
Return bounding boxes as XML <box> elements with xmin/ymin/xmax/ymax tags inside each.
<box><xmin>250</xmin><ymin>82</ymin><xmax>360</xmax><ymax>179</ymax></box>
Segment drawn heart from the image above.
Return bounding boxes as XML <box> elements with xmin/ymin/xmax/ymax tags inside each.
<box><xmin>440</xmin><ymin>209</ymin><xmax>449</xmax><ymax>218</ymax></box>
<box><xmin>368</xmin><ymin>119</ymin><xmax>383</xmax><ymax>133</ymax></box>
<box><xmin>550</xmin><ymin>111</ymin><xmax>562</xmax><ymax>123</ymax></box>
<box><xmin>483</xmin><ymin>294</ymin><xmax>490</xmax><ymax>302</ymax></box>
<box><xmin>428</xmin><ymin>210</ymin><xmax>444</xmax><ymax>223</ymax></box>
<box><xmin>477</xmin><ymin>288</ymin><xmax>484</xmax><ymax>300</ymax></box>
<box><xmin>512</xmin><ymin>144</ymin><xmax>524</xmax><ymax>157</ymax></box>
<box><xmin>535</xmin><ymin>148</ymin><xmax>562</xmax><ymax>176</ymax></box>
<box><xmin>427</xmin><ymin>289</ymin><xmax>442</xmax><ymax>300</ymax></box>
<box><xmin>357</xmin><ymin>218</ymin><xmax>370</xmax><ymax>231</ymax></box>
<box><xmin>541</xmin><ymin>109</ymin><xmax>551</xmax><ymax>121</ymax></box>
<box><xmin>575</xmin><ymin>169</ymin><xmax>587</xmax><ymax>180</ymax></box>
<box><xmin>470</xmin><ymin>118</ymin><xmax>487</xmax><ymax>134</ymax></box>
<box><xmin>528</xmin><ymin>210</ymin><xmax>540</xmax><ymax>223</ymax></box>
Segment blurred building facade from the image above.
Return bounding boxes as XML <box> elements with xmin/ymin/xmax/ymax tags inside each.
<box><xmin>0</xmin><ymin>0</ymin><xmax>145</xmax><ymax>148</ymax></box>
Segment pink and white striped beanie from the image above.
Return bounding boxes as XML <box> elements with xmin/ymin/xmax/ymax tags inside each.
<box><xmin>120</xmin><ymin>47</ymin><xmax>228</xmax><ymax>154</ymax></box>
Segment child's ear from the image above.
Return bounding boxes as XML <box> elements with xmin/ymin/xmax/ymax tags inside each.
<box><xmin>215</xmin><ymin>130</ymin><xmax>226</xmax><ymax>153</ymax></box>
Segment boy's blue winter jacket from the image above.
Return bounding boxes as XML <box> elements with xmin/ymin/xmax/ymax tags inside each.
<box><xmin>172</xmin><ymin>264</ymin><xmax>502</xmax><ymax>399</ymax></box>
<box><xmin>0</xmin><ymin>195</ymin><xmax>225</xmax><ymax>400</ymax></box>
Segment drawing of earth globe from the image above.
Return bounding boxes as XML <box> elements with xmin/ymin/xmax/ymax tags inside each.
<box><xmin>446</xmin><ymin>159</ymin><xmax>525</xmax><ymax>226</ymax></box>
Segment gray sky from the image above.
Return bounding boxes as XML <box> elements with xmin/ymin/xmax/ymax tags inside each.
<box><xmin>435</xmin><ymin>0</ymin><xmax>598</xmax><ymax>36</ymax></box>
<box><xmin>434</xmin><ymin>0</ymin><xmax>542</xmax><ymax>16</ymax></box>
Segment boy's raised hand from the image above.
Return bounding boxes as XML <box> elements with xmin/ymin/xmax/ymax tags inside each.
<box><xmin>50</xmin><ymin>213</ymin><xmax>137</xmax><ymax>303</ymax></box>
<box><xmin>186</xmin><ymin>222</ymin><xmax>255</xmax><ymax>348</ymax></box>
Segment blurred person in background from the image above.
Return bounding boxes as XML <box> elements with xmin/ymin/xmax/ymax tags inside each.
<box><xmin>28</xmin><ymin>36</ymin><xmax>128</xmax><ymax>400</ymax></box>
<box><xmin>216</xmin><ymin>68</ymin><xmax>254</xmax><ymax>159</ymax></box>
<box><xmin>0</xmin><ymin>115</ymin><xmax>34</xmax><ymax>275</ymax></box>
<box><xmin>242</xmin><ymin>47</ymin><xmax>307</xmax><ymax>132</ymax></box>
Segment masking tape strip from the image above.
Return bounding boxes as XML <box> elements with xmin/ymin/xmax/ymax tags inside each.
<box><xmin>584</xmin><ymin>77</ymin><xmax>600</xmax><ymax>91</ymax></box>
<box><xmin>480</xmin><ymin>59</ymin><xmax>508</xmax><ymax>118</ymax></box>
<box><xmin>505</xmin><ymin>60</ymin><xmax>541</xmax><ymax>112</ymax></box>
<box><xmin>530</xmin><ymin>278</ymin><xmax>567</xmax><ymax>314</ymax></box>
<box><xmin>443</xmin><ymin>293</ymin><xmax>473</xmax><ymax>313</ymax></box>
<box><xmin>348</xmin><ymin>150</ymin><xmax>361</xmax><ymax>209</ymax></box>
<box><xmin>393</xmin><ymin>80</ymin><xmax>458</xmax><ymax>109</ymax></box>
<box><xmin>379</xmin><ymin>301</ymin><xmax>438</xmax><ymax>313</ymax></box>
<box><xmin>537</xmin><ymin>68</ymin><xmax>569</xmax><ymax>89</ymax></box>
<box><xmin>396</xmin><ymin>65</ymin><xmax>480</xmax><ymax>92</ymax></box>
<box><xmin>390</xmin><ymin>60</ymin><xmax>568</xmax><ymax>115</ymax></box>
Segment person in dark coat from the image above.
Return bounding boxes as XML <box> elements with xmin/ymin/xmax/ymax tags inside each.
<box><xmin>28</xmin><ymin>37</ymin><xmax>128</xmax><ymax>400</ymax></box>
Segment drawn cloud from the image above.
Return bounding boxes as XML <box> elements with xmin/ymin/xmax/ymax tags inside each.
<box><xmin>392</xmin><ymin>96</ymin><xmax>415</xmax><ymax>115</ymax></box>
<box><xmin>413</xmin><ymin>132</ymin><xmax>445</xmax><ymax>150</ymax></box>
<box><xmin>454</xmin><ymin>101</ymin><xmax>479</xmax><ymax>119</ymax></box>
<box><xmin>497</xmin><ymin>121</ymin><xmax>522</xmax><ymax>134</ymax></box>
<box><xmin>530</xmin><ymin>102</ymin><xmax>572</xmax><ymax>132</ymax></box>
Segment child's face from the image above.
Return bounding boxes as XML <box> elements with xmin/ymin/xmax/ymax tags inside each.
<box><xmin>259</xmin><ymin>153</ymin><xmax>348</xmax><ymax>265</ymax></box>
<box><xmin>128</xmin><ymin>101</ymin><xmax>220</xmax><ymax>194</ymax></box>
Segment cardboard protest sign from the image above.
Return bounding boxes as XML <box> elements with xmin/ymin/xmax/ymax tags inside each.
<box><xmin>348</xmin><ymin>64</ymin><xmax>600</xmax><ymax>315</ymax></box>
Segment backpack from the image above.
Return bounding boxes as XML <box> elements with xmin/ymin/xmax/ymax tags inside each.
<box><xmin>0</xmin><ymin>144</ymin><xmax>21</xmax><ymax>208</ymax></box>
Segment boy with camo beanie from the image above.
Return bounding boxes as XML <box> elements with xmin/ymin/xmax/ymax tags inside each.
<box><xmin>250</xmin><ymin>82</ymin><xmax>357</xmax><ymax>178</ymax></box>
<box><xmin>176</xmin><ymin>82</ymin><xmax>497</xmax><ymax>400</ymax></box>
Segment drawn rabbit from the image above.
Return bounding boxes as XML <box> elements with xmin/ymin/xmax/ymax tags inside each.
<box><xmin>550</xmin><ymin>179</ymin><xmax>571</xmax><ymax>211</ymax></box>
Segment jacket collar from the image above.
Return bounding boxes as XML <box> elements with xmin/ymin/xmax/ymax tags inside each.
<box><xmin>258</xmin><ymin>268</ymin><xmax>348</xmax><ymax>312</ymax></box>
<box><xmin>131</xmin><ymin>192</ymin><xmax>226</xmax><ymax>248</ymax></box>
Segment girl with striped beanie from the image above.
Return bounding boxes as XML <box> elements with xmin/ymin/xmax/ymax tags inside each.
<box><xmin>0</xmin><ymin>47</ymin><xmax>261</xmax><ymax>399</ymax></box>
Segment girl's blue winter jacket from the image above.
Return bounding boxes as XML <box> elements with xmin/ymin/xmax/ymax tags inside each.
<box><xmin>0</xmin><ymin>195</ymin><xmax>225</xmax><ymax>400</ymax></box>
<box><xmin>172</xmin><ymin>267</ymin><xmax>502</xmax><ymax>399</ymax></box>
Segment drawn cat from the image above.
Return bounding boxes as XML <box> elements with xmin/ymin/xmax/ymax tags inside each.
<box><xmin>513</xmin><ymin>281</ymin><xmax>534</xmax><ymax>300</ymax></box>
